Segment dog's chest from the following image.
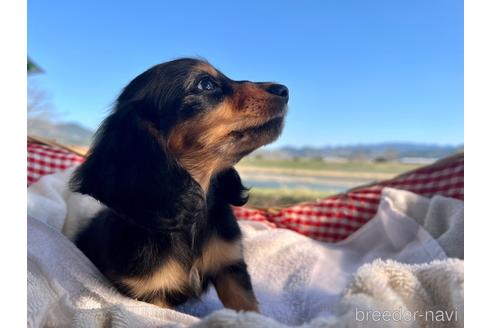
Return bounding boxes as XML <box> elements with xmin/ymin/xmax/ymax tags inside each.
<box><xmin>120</xmin><ymin>235</ymin><xmax>243</xmax><ymax>300</ymax></box>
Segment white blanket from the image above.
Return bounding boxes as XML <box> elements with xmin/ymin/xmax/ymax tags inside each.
<box><xmin>27</xmin><ymin>169</ymin><xmax>463</xmax><ymax>327</ymax></box>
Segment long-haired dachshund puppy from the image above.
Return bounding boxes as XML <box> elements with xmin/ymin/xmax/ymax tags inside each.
<box><xmin>70</xmin><ymin>58</ymin><xmax>288</xmax><ymax>311</ymax></box>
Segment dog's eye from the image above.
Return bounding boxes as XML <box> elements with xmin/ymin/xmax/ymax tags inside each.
<box><xmin>196</xmin><ymin>77</ymin><xmax>216</xmax><ymax>92</ymax></box>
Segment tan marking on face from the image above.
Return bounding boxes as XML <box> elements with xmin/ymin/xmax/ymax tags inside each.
<box><xmin>163</xmin><ymin>62</ymin><xmax>286</xmax><ymax>191</ymax></box>
<box><xmin>196</xmin><ymin>235</ymin><xmax>243</xmax><ymax>274</ymax></box>
<box><xmin>168</xmin><ymin>99</ymin><xmax>236</xmax><ymax>190</ymax></box>
<box><xmin>214</xmin><ymin>273</ymin><xmax>259</xmax><ymax>312</ymax></box>
<box><xmin>194</xmin><ymin>62</ymin><xmax>219</xmax><ymax>77</ymax></box>
<box><xmin>168</xmin><ymin>94</ymin><xmax>280</xmax><ymax>191</ymax></box>
<box><xmin>233</xmin><ymin>83</ymin><xmax>274</xmax><ymax>116</ymax></box>
<box><xmin>120</xmin><ymin>258</ymin><xmax>188</xmax><ymax>299</ymax></box>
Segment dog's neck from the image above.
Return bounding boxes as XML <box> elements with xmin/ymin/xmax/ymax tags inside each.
<box><xmin>179</xmin><ymin>157</ymin><xmax>230</xmax><ymax>193</ymax></box>
<box><xmin>186</xmin><ymin>166</ymin><xmax>214</xmax><ymax>193</ymax></box>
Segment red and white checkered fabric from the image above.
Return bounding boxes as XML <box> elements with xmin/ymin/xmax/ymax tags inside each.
<box><xmin>27</xmin><ymin>142</ymin><xmax>84</xmax><ymax>186</ymax></box>
<box><xmin>27</xmin><ymin>141</ymin><xmax>463</xmax><ymax>243</ymax></box>
<box><xmin>233</xmin><ymin>155</ymin><xmax>463</xmax><ymax>242</ymax></box>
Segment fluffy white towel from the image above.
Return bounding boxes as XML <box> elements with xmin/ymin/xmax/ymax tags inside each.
<box><xmin>27</xmin><ymin>169</ymin><xmax>463</xmax><ymax>327</ymax></box>
<box><xmin>193</xmin><ymin>259</ymin><xmax>463</xmax><ymax>328</ymax></box>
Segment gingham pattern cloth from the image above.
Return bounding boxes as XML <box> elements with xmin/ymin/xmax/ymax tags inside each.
<box><xmin>27</xmin><ymin>142</ymin><xmax>85</xmax><ymax>186</ymax></box>
<box><xmin>233</xmin><ymin>154</ymin><xmax>464</xmax><ymax>242</ymax></box>
<box><xmin>27</xmin><ymin>141</ymin><xmax>464</xmax><ymax>242</ymax></box>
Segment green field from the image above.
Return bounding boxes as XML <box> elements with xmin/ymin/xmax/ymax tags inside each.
<box><xmin>247</xmin><ymin>188</ymin><xmax>335</xmax><ymax>208</ymax></box>
<box><xmin>238</xmin><ymin>157</ymin><xmax>421</xmax><ymax>174</ymax></box>
<box><xmin>237</xmin><ymin>158</ymin><xmax>423</xmax><ymax>208</ymax></box>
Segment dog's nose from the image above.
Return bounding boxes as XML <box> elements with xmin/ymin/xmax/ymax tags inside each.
<box><xmin>266</xmin><ymin>84</ymin><xmax>289</xmax><ymax>102</ymax></box>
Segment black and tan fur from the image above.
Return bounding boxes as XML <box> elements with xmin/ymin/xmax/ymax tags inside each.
<box><xmin>70</xmin><ymin>58</ymin><xmax>288</xmax><ymax>311</ymax></box>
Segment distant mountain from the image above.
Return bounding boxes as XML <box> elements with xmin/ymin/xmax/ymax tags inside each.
<box><xmin>26</xmin><ymin>119</ymin><xmax>463</xmax><ymax>161</ymax></box>
<box><xmin>27</xmin><ymin>118</ymin><xmax>94</xmax><ymax>146</ymax></box>
<box><xmin>253</xmin><ymin>142</ymin><xmax>463</xmax><ymax>160</ymax></box>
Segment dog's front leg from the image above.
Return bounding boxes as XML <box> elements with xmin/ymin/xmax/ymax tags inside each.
<box><xmin>212</xmin><ymin>261</ymin><xmax>259</xmax><ymax>312</ymax></box>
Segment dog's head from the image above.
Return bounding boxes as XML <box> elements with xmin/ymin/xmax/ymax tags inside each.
<box><xmin>71</xmin><ymin>58</ymin><xmax>288</xmax><ymax>226</ymax></box>
<box><xmin>125</xmin><ymin>58</ymin><xmax>288</xmax><ymax>186</ymax></box>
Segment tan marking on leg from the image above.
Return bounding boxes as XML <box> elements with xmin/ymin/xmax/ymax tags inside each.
<box><xmin>196</xmin><ymin>236</ymin><xmax>243</xmax><ymax>274</ymax></box>
<box><xmin>147</xmin><ymin>296</ymin><xmax>172</xmax><ymax>308</ymax></box>
<box><xmin>214</xmin><ymin>274</ymin><xmax>259</xmax><ymax>312</ymax></box>
<box><xmin>120</xmin><ymin>259</ymin><xmax>188</xmax><ymax>299</ymax></box>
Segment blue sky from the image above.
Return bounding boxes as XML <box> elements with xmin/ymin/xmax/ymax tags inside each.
<box><xmin>28</xmin><ymin>0</ymin><xmax>463</xmax><ymax>147</ymax></box>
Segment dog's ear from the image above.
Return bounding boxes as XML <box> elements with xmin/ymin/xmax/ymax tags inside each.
<box><xmin>70</xmin><ymin>100</ymin><xmax>205</xmax><ymax>229</ymax></box>
<box><xmin>212</xmin><ymin>168</ymin><xmax>249</xmax><ymax>206</ymax></box>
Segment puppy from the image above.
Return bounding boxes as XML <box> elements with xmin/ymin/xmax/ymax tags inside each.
<box><xmin>70</xmin><ymin>58</ymin><xmax>288</xmax><ymax>311</ymax></box>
